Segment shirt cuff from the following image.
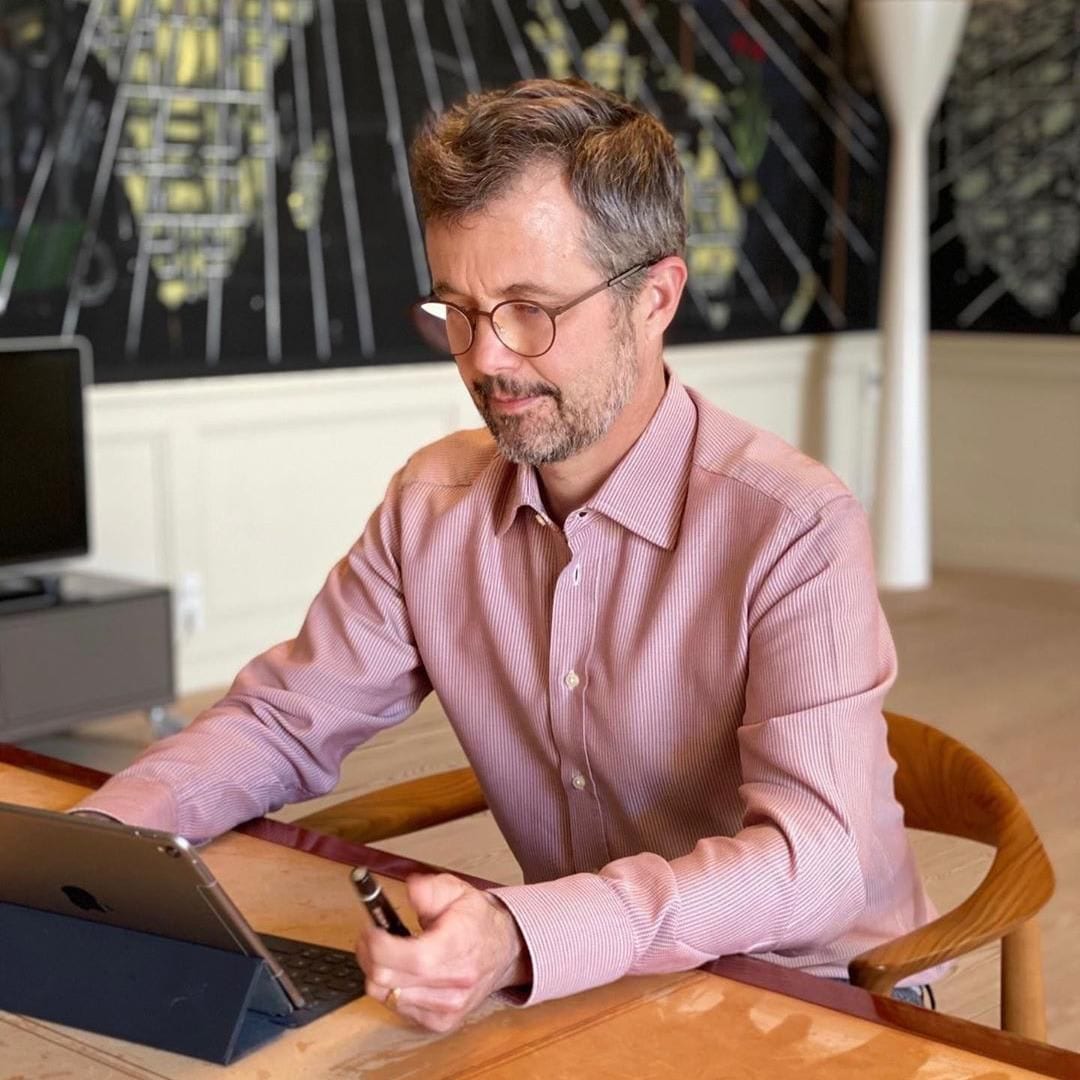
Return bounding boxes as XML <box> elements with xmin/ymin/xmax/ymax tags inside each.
<box><xmin>491</xmin><ymin>873</ymin><xmax>635</xmax><ymax>1006</ymax></box>
<box><xmin>69</xmin><ymin>776</ymin><xmax>181</xmax><ymax>834</ymax></box>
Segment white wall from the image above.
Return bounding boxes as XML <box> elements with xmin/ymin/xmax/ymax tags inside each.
<box><xmin>930</xmin><ymin>334</ymin><xmax>1080</xmax><ymax>580</ymax></box>
<box><xmin>79</xmin><ymin>332</ymin><xmax>1078</xmax><ymax>692</ymax></box>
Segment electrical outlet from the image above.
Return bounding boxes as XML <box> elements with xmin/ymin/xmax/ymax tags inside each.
<box><xmin>176</xmin><ymin>570</ymin><xmax>206</xmax><ymax>637</ymax></box>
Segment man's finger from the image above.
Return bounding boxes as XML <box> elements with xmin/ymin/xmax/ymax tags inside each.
<box><xmin>376</xmin><ymin>981</ymin><xmax>473</xmax><ymax>1013</ymax></box>
<box><xmin>366</xmin><ymin>979</ymin><xmax>468</xmax><ymax>1032</ymax></box>
<box><xmin>357</xmin><ymin>926</ymin><xmax>472</xmax><ymax>989</ymax></box>
<box><xmin>407</xmin><ymin>872</ymin><xmax>472</xmax><ymax>928</ymax></box>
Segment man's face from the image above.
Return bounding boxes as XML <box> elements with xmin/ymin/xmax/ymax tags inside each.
<box><xmin>424</xmin><ymin>167</ymin><xmax>642</xmax><ymax>467</ymax></box>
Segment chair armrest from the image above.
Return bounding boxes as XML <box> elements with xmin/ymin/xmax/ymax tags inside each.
<box><xmin>295</xmin><ymin>766</ymin><xmax>488</xmax><ymax>844</ymax></box>
<box><xmin>849</xmin><ymin>833</ymin><xmax>1054</xmax><ymax>994</ymax></box>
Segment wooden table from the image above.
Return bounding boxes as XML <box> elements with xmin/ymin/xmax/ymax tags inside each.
<box><xmin>2</xmin><ymin>745</ymin><xmax>1077</xmax><ymax>1079</ymax></box>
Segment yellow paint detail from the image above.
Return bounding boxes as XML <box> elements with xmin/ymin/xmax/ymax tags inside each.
<box><xmin>154</xmin><ymin>25</ymin><xmax>172</xmax><ymax>65</ymax></box>
<box><xmin>664</xmin><ymin>66</ymin><xmax>725</xmax><ymax>122</ymax></box>
<box><xmin>17</xmin><ymin>17</ymin><xmax>45</xmax><ymax>44</ymax></box>
<box><xmin>168</xmin><ymin>182</ymin><xmax>205</xmax><ymax>212</ymax></box>
<box><xmin>781</xmin><ymin>273</ymin><xmax>818</xmax><ymax>333</ymax></box>
<box><xmin>583</xmin><ymin>20</ymin><xmax>629</xmax><ymax>93</ymax></box>
<box><xmin>123</xmin><ymin>175</ymin><xmax>149</xmax><ymax>216</ymax></box>
<box><xmin>78</xmin><ymin>0</ymin><xmax>317</xmax><ymax>311</ymax></box>
<box><xmin>739</xmin><ymin>177</ymin><xmax>760</xmax><ymax>206</ymax></box>
<box><xmin>201</xmin><ymin>29</ymin><xmax>220</xmax><ymax>74</ymax></box>
<box><xmin>175</xmin><ymin>28</ymin><xmax>204</xmax><ymax>84</ymax></box>
<box><xmin>237</xmin><ymin>160</ymin><xmax>257</xmax><ymax>214</ymax></box>
<box><xmin>130</xmin><ymin>53</ymin><xmax>152</xmax><ymax>83</ymax></box>
<box><xmin>243</xmin><ymin>54</ymin><xmax>263</xmax><ymax>92</ymax></box>
<box><xmin>158</xmin><ymin>279</ymin><xmax>190</xmax><ymax>308</ymax></box>
<box><xmin>166</xmin><ymin>119</ymin><xmax>202</xmax><ymax>142</ymax></box>
<box><xmin>126</xmin><ymin>116</ymin><xmax>153</xmax><ymax>150</ymax></box>
<box><xmin>525</xmin><ymin>11</ymin><xmax>574</xmax><ymax>82</ymax></box>
<box><xmin>718</xmin><ymin>183</ymin><xmax>740</xmax><ymax>232</ymax></box>
<box><xmin>690</xmin><ymin>245</ymin><xmax>737</xmax><ymax>279</ymax></box>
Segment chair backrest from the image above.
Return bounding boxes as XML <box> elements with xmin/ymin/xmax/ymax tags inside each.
<box><xmin>884</xmin><ymin>711</ymin><xmax>1054</xmax><ymax>931</ymax></box>
<box><xmin>850</xmin><ymin>711</ymin><xmax>1054</xmax><ymax>1039</ymax></box>
<box><xmin>887</xmin><ymin>711</ymin><xmax>1036</xmax><ymax>845</ymax></box>
<box><xmin>296</xmin><ymin>765</ymin><xmax>487</xmax><ymax>844</ymax></box>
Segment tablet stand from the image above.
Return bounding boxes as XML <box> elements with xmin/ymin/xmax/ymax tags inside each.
<box><xmin>0</xmin><ymin>901</ymin><xmax>291</xmax><ymax>1064</ymax></box>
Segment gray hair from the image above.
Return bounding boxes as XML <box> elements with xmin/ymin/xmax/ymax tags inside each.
<box><xmin>409</xmin><ymin>78</ymin><xmax>686</xmax><ymax>297</ymax></box>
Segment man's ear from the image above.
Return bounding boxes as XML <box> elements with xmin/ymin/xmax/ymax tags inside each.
<box><xmin>639</xmin><ymin>256</ymin><xmax>688</xmax><ymax>339</ymax></box>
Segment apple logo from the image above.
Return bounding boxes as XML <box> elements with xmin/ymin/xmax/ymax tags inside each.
<box><xmin>61</xmin><ymin>885</ymin><xmax>111</xmax><ymax>913</ymax></box>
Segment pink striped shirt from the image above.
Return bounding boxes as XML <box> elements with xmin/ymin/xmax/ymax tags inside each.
<box><xmin>78</xmin><ymin>371</ymin><xmax>940</xmax><ymax>1004</ymax></box>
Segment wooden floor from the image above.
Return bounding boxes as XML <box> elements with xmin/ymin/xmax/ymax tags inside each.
<box><xmin>21</xmin><ymin>568</ymin><xmax>1080</xmax><ymax>1051</ymax></box>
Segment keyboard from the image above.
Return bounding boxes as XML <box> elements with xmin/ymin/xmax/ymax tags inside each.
<box><xmin>261</xmin><ymin>933</ymin><xmax>366</xmax><ymax>1026</ymax></box>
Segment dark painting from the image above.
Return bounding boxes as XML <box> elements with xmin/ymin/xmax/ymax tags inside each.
<box><xmin>0</xmin><ymin>0</ymin><xmax>890</xmax><ymax>382</ymax></box>
<box><xmin>929</xmin><ymin>0</ymin><xmax>1080</xmax><ymax>336</ymax></box>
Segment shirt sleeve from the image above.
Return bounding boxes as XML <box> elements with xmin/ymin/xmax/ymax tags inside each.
<box><xmin>72</xmin><ymin>471</ymin><xmax>432</xmax><ymax>841</ymax></box>
<box><xmin>492</xmin><ymin>493</ymin><xmax>898</xmax><ymax>1005</ymax></box>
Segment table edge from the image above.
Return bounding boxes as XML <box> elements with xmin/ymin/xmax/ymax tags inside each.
<box><xmin>2</xmin><ymin>742</ymin><xmax>1076</xmax><ymax>1079</ymax></box>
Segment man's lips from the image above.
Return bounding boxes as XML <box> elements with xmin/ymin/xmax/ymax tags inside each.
<box><xmin>489</xmin><ymin>393</ymin><xmax>545</xmax><ymax>413</ymax></box>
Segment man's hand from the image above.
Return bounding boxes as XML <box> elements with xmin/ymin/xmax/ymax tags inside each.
<box><xmin>68</xmin><ymin>810</ymin><xmax>120</xmax><ymax>824</ymax></box>
<box><xmin>355</xmin><ymin>873</ymin><xmax>531</xmax><ymax>1033</ymax></box>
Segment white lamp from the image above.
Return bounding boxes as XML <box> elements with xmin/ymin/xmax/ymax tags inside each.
<box><xmin>856</xmin><ymin>0</ymin><xmax>969</xmax><ymax>589</ymax></box>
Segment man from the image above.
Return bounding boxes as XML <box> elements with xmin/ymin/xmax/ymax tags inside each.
<box><xmin>75</xmin><ymin>79</ymin><xmax>941</xmax><ymax>1031</ymax></box>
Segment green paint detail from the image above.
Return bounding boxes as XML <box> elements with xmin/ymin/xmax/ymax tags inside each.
<box><xmin>0</xmin><ymin>220</ymin><xmax>84</xmax><ymax>292</ymax></box>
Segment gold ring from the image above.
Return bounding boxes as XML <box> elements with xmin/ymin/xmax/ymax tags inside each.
<box><xmin>386</xmin><ymin>986</ymin><xmax>402</xmax><ymax>1011</ymax></box>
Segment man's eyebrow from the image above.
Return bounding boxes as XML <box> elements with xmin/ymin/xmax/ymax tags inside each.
<box><xmin>432</xmin><ymin>280</ymin><xmax>564</xmax><ymax>302</ymax></box>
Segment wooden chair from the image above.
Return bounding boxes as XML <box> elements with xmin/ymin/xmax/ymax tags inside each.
<box><xmin>849</xmin><ymin>710</ymin><xmax>1054</xmax><ymax>1041</ymax></box>
<box><xmin>296</xmin><ymin>765</ymin><xmax>487</xmax><ymax>846</ymax></box>
<box><xmin>295</xmin><ymin>710</ymin><xmax>1054</xmax><ymax>1039</ymax></box>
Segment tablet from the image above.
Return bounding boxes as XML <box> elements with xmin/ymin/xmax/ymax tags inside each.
<box><xmin>0</xmin><ymin>801</ymin><xmax>364</xmax><ymax>1021</ymax></box>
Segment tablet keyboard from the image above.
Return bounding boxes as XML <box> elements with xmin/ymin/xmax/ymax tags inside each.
<box><xmin>261</xmin><ymin>933</ymin><xmax>366</xmax><ymax>1026</ymax></box>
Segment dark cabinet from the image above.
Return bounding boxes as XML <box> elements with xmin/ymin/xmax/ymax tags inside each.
<box><xmin>0</xmin><ymin>574</ymin><xmax>173</xmax><ymax>740</ymax></box>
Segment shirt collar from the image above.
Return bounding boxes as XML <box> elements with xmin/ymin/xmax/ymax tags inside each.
<box><xmin>494</xmin><ymin>456</ymin><xmax>547</xmax><ymax>537</ymax></box>
<box><xmin>494</xmin><ymin>367</ymin><xmax>695</xmax><ymax>550</ymax></box>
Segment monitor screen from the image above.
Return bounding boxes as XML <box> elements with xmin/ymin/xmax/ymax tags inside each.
<box><xmin>0</xmin><ymin>341</ymin><xmax>90</xmax><ymax>569</ymax></box>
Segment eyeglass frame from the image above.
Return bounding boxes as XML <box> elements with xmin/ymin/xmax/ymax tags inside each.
<box><xmin>411</xmin><ymin>256</ymin><xmax>662</xmax><ymax>359</ymax></box>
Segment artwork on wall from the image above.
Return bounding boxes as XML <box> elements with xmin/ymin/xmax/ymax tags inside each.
<box><xmin>0</xmin><ymin>0</ymin><xmax>888</xmax><ymax>382</ymax></box>
<box><xmin>929</xmin><ymin>0</ymin><xmax>1080</xmax><ymax>335</ymax></box>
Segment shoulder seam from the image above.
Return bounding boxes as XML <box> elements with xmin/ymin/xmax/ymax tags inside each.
<box><xmin>689</xmin><ymin>459</ymin><xmax>852</xmax><ymax>524</ymax></box>
<box><xmin>398</xmin><ymin>475</ymin><xmax>483</xmax><ymax>491</ymax></box>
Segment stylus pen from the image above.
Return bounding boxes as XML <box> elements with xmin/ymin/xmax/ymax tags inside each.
<box><xmin>351</xmin><ymin>866</ymin><xmax>412</xmax><ymax>937</ymax></box>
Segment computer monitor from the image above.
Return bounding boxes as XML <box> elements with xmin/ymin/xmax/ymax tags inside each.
<box><xmin>0</xmin><ymin>337</ymin><xmax>92</xmax><ymax>574</ymax></box>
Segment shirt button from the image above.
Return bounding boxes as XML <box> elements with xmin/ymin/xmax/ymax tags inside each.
<box><xmin>563</xmin><ymin>670</ymin><xmax>580</xmax><ymax>690</ymax></box>
<box><xmin>534</xmin><ymin>512</ymin><xmax>550</xmax><ymax>527</ymax></box>
<box><xmin>571</xmin><ymin>773</ymin><xmax>588</xmax><ymax>790</ymax></box>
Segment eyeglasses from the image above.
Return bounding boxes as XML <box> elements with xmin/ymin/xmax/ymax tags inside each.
<box><xmin>411</xmin><ymin>258</ymin><xmax>659</xmax><ymax>359</ymax></box>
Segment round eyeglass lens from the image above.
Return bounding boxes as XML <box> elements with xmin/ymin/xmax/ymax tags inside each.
<box><xmin>414</xmin><ymin>301</ymin><xmax>474</xmax><ymax>355</ymax></box>
<box><xmin>491</xmin><ymin>302</ymin><xmax>555</xmax><ymax>357</ymax></box>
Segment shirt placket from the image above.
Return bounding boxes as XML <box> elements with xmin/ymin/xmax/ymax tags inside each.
<box><xmin>545</xmin><ymin>509</ymin><xmax>610</xmax><ymax>874</ymax></box>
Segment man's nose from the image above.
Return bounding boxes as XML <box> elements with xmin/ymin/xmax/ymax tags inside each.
<box><xmin>460</xmin><ymin>313</ymin><xmax>520</xmax><ymax>376</ymax></box>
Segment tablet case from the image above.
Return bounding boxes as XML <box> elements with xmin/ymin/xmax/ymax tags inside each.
<box><xmin>0</xmin><ymin>900</ymin><xmax>292</xmax><ymax>1064</ymax></box>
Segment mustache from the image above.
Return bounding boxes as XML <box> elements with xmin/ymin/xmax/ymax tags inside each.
<box><xmin>472</xmin><ymin>375</ymin><xmax>559</xmax><ymax>402</ymax></box>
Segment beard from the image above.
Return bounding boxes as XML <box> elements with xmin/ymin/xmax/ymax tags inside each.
<box><xmin>471</xmin><ymin>316</ymin><xmax>639</xmax><ymax>467</ymax></box>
